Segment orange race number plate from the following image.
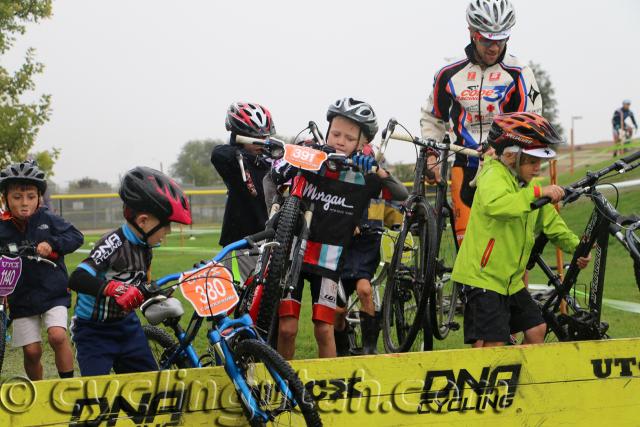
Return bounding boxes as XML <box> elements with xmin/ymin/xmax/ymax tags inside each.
<box><xmin>179</xmin><ymin>263</ymin><xmax>239</xmax><ymax>317</ymax></box>
<box><xmin>283</xmin><ymin>144</ymin><xmax>327</xmax><ymax>171</ymax></box>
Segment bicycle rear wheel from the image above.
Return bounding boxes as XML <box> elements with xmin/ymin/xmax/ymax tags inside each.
<box><xmin>430</xmin><ymin>214</ymin><xmax>460</xmax><ymax>340</ymax></box>
<box><xmin>382</xmin><ymin>202</ymin><xmax>436</xmax><ymax>353</ymax></box>
<box><xmin>233</xmin><ymin>338</ymin><xmax>322</xmax><ymax>426</ymax></box>
<box><xmin>143</xmin><ymin>325</ymin><xmax>194</xmax><ymax>369</ymax></box>
<box><xmin>256</xmin><ymin>197</ymin><xmax>300</xmax><ymax>341</ymax></box>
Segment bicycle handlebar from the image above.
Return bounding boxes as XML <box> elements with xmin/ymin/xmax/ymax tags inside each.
<box><xmin>0</xmin><ymin>244</ymin><xmax>58</xmax><ymax>267</ymax></box>
<box><xmin>233</xmin><ymin>135</ymin><xmax>286</xmax><ymax>161</ymax></box>
<box><xmin>234</xmin><ymin>135</ymin><xmax>286</xmax><ymax>146</ymax></box>
<box><xmin>156</xmin><ymin>229</ymin><xmax>276</xmax><ymax>287</ymax></box>
<box><xmin>245</xmin><ymin>228</ymin><xmax>275</xmax><ymax>245</ymax></box>
<box><xmin>530</xmin><ymin>149</ymin><xmax>640</xmax><ymax>210</ymax></box>
<box><xmin>389</xmin><ymin>132</ymin><xmax>481</xmax><ymax>158</ymax></box>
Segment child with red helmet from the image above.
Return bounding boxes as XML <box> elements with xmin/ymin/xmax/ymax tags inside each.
<box><xmin>211</xmin><ymin>102</ymin><xmax>276</xmax><ymax>282</ymax></box>
<box><xmin>451</xmin><ymin>112</ymin><xmax>591</xmax><ymax>348</ymax></box>
<box><xmin>68</xmin><ymin>167</ymin><xmax>192</xmax><ymax>375</ymax></box>
<box><xmin>0</xmin><ymin>161</ymin><xmax>83</xmax><ymax>380</ymax></box>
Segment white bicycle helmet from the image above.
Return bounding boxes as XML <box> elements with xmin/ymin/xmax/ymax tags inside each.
<box><xmin>326</xmin><ymin>97</ymin><xmax>379</xmax><ymax>141</ymax></box>
<box><xmin>466</xmin><ymin>0</ymin><xmax>516</xmax><ymax>40</ymax></box>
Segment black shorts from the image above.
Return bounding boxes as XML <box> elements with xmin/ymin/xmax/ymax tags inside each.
<box><xmin>461</xmin><ymin>286</ymin><xmax>544</xmax><ymax>344</ymax></box>
<box><xmin>341</xmin><ymin>234</ymin><xmax>381</xmax><ymax>283</ymax></box>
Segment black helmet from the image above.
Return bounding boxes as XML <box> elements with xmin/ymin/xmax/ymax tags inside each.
<box><xmin>225</xmin><ymin>102</ymin><xmax>276</xmax><ymax>138</ymax></box>
<box><xmin>0</xmin><ymin>161</ymin><xmax>47</xmax><ymax>194</ymax></box>
<box><xmin>326</xmin><ymin>97</ymin><xmax>379</xmax><ymax>141</ymax></box>
<box><xmin>119</xmin><ymin>166</ymin><xmax>192</xmax><ymax>226</ymax></box>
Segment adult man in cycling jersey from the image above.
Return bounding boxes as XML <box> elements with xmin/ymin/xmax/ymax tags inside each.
<box><xmin>611</xmin><ymin>99</ymin><xmax>638</xmax><ymax>157</ymax></box>
<box><xmin>420</xmin><ymin>0</ymin><xmax>543</xmax><ymax>245</ymax></box>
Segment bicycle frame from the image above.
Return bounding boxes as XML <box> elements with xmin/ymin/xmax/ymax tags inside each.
<box><xmin>151</xmin><ymin>236</ymin><xmax>297</xmax><ymax>423</ymax></box>
<box><xmin>529</xmin><ymin>150</ymin><xmax>640</xmax><ymax>340</ymax></box>
<box><xmin>531</xmin><ymin>190</ymin><xmax>621</xmax><ymax>338</ymax></box>
<box><xmin>152</xmin><ymin>238</ymin><xmax>259</xmax><ymax>369</ymax></box>
<box><xmin>432</xmin><ymin>135</ymin><xmax>460</xmax><ymax>265</ymax></box>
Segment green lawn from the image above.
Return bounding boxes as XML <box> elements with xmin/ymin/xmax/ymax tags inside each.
<box><xmin>3</xmin><ymin>151</ymin><xmax>639</xmax><ymax>379</ymax></box>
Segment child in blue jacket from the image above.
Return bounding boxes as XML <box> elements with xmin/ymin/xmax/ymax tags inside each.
<box><xmin>0</xmin><ymin>161</ymin><xmax>83</xmax><ymax>380</ymax></box>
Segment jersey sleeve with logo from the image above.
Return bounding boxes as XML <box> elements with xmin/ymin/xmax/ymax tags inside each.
<box><xmin>75</xmin><ymin>228</ymin><xmax>152</xmax><ymax>321</ymax></box>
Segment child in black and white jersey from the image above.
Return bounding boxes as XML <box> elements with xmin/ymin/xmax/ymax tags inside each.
<box><xmin>68</xmin><ymin>167</ymin><xmax>192</xmax><ymax>376</ymax></box>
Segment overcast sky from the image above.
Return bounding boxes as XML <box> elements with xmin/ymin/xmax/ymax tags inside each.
<box><xmin>4</xmin><ymin>0</ymin><xmax>639</xmax><ymax>188</ymax></box>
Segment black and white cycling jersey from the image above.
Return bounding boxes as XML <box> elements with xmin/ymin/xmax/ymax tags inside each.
<box><xmin>420</xmin><ymin>43</ymin><xmax>543</xmax><ymax>169</ymax></box>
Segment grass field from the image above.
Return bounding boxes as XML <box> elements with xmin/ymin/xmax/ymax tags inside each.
<box><xmin>2</xmin><ymin>151</ymin><xmax>639</xmax><ymax>379</ymax></box>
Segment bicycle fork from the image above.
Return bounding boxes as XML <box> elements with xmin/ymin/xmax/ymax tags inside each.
<box><xmin>208</xmin><ymin>315</ymin><xmax>298</xmax><ymax>422</ymax></box>
<box><xmin>285</xmin><ymin>204</ymin><xmax>314</xmax><ymax>294</ymax></box>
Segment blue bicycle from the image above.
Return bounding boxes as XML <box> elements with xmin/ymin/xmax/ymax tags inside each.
<box><xmin>141</xmin><ymin>229</ymin><xmax>321</xmax><ymax>426</ymax></box>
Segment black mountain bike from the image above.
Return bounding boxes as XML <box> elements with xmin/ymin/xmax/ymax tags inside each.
<box><xmin>529</xmin><ymin>150</ymin><xmax>640</xmax><ymax>341</ymax></box>
<box><xmin>379</xmin><ymin>119</ymin><xmax>480</xmax><ymax>352</ymax></box>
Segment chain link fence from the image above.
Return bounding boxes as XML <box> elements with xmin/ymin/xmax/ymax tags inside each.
<box><xmin>51</xmin><ymin>190</ymin><xmax>228</xmax><ymax>231</ymax></box>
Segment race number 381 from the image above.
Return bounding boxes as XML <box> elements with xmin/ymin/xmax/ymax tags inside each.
<box><xmin>179</xmin><ymin>263</ymin><xmax>239</xmax><ymax>317</ymax></box>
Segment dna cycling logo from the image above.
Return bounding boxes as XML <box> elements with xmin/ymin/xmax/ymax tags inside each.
<box><xmin>90</xmin><ymin>234</ymin><xmax>123</xmax><ymax>265</ymax></box>
<box><xmin>459</xmin><ymin>85</ymin><xmax>507</xmax><ymax>103</ymax></box>
<box><xmin>302</xmin><ymin>182</ymin><xmax>354</xmax><ymax>212</ymax></box>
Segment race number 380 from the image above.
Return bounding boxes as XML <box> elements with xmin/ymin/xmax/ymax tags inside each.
<box><xmin>283</xmin><ymin>144</ymin><xmax>327</xmax><ymax>171</ymax></box>
<box><xmin>179</xmin><ymin>263</ymin><xmax>239</xmax><ymax>317</ymax></box>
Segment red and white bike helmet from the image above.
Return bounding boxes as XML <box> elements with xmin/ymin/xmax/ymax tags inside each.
<box><xmin>225</xmin><ymin>102</ymin><xmax>276</xmax><ymax>138</ymax></box>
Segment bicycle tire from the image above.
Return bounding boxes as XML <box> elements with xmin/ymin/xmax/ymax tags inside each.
<box><xmin>382</xmin><ymin>202</ymin><xmax>437</xmax><ymax>353</ymax></box>
<box><xmin>430</xmin><ymin>213</ymin><xmax>460</xmax><ymax>340</ymax></box>
<box><xmin>143</xmin><ymin>325</ymin><xmax>193</xmax><ymax>369</ymax></box>
<box><xmin>233</xmin><ymin>338</ymin><xmax>322</xmax><ymax>426</ymax></box>
<box><xmin>0</xmin><ymin>310</ymin><xmax>7</xmax><ymax>375</ymax></box>
<box><xmin>256</xmin><ymin>196</ymin><xmax>300</xmax><ymax>341</ymax></box>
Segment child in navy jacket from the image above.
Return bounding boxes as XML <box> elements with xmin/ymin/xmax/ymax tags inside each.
<box><xmin>0</xmin><ymin>161</ymin><xmax>83</xmax><ymax>380</ymax></box>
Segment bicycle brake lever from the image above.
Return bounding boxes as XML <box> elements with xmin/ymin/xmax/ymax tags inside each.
<box><xmin>562</xmin><ymin>188</ymin><xmax>582</xmax><ymax>206</ymax></box>
<box><xmin>28</xmin><ymin>255</ymin><xmax>57</xmax><ymax>267</ymax></box>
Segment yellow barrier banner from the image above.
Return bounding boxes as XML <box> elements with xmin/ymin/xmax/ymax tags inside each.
<box><xmin>1</xmin><ymin>338</ymin><xmax>640</xmax><ymax>426</ymax></box>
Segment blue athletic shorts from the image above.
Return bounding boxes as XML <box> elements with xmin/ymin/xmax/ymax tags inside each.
<box><xmin>71</xmin><ymin>312</ymin><xmax>157</xmax><ymax>376</ymax></box>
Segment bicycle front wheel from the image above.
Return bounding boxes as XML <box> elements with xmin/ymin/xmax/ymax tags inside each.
<box><xmin>233</xmin><ymin>338</ymin><xmax>322</xmax><ymax>426</ymax></box>
<box><xmin>256</xmin><ymin>197</ymin><xmax>300</xmax><ymax>341</ymax></box>
<box><xmin>382</xmin><ymin>202</ymin><xmax>436</xmax><ymax>353</ymax></box>
<box><xmin>430</xmin><ymin>214</ymin><xmax>460</xmax><ymax>340</ymax></box>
